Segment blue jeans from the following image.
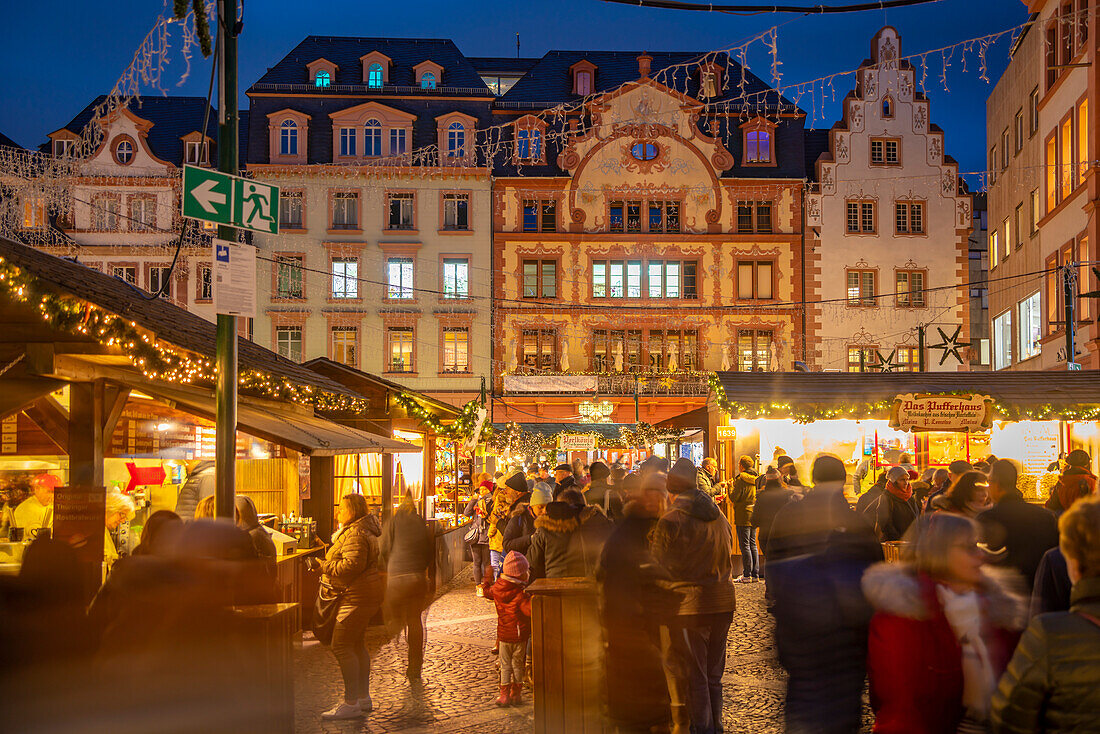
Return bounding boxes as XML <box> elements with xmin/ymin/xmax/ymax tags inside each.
<box><xmin>490</xmin><ymin>549</ymin><xmax>505</xmax><ymax>580</ymax></box>
<box><xmin>737</xmin><ymin>525</ymin><xmax>760</xmax><ymax>579</ymax></box>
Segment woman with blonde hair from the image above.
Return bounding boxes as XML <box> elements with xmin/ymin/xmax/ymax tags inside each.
<box><xmin>318</xmin><ymin>493</ymin><xmax>384</xmax><ymax>720</ymax></box>
<box><xmin>863</xmin><ymin>513</ymin><xmax>1024</xmax><ymax>733</ymax></box>
<box><xmin>991</xmin><ymin>495</ymin><xmax>1100</xmax><ymax>732</ymax></box>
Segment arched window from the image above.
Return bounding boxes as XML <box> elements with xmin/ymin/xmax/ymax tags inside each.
<box><xmin>280</xmin><ymin>119</ymin><xmax>298</xmax><ymax>156</ymax></box>
<box><xmin>364</xmin><ymin>119</ymin><xmax>382</xmax><ymax>156</ymax></box>
<box><xmin>367</xmin><ymin>63</ymin><xmax>383</xmax><ymax>89</ymax></box>
<box><xmin>517</xmin><ymin>128</ymin><xmax>542</xmax><ymax>161</ymax></box>
<box><xmin>421</xmin><ymin>72</ymin><xmax>437</xmax><ymax>90</ymax></box>
<box><xmin>575</xmin><ymin>70</ymin><xmax>592</xmax><ymax>96</ymax></box>
<box><xmin>115</xmin><ymin>139</ymin><xmax>134</xmax><ymax>164</ymax></box>
<box><xmin>745</xmin><ymin>130</ymin><xmax>771</xmax><ymax>163</ymax></box>
<box><xmin>315</xmin><ymin>70</ymin><xmax>331</xmax><ymax>88</ymax></box>
<box><xmin>882</xmin><ymin>97</ymin><xmax>894</xmax><ymax>118</ymax></box>
<box><xmin>447</xmin><ymin>121</ymin><xmax>465</xmax><ymax>157</ymax></box>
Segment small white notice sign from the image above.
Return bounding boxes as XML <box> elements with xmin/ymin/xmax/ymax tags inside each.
<box><xmin>213</xmin><ymin>238</ymin><xmax>256</xmax><ymax>317</ymax></box>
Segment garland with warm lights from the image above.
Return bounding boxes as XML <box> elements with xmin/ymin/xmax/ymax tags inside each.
<box><xmin>393</xmin><ymin>392</ymin><xmax>484</xmax><ymax>441</ymax></box>
<box><xmin>0</xmin><ymin>256</ymin><xmax>368</xmax><ymax>411</ymax></box>
<box><xmin>707</xmin><ymin>374</ymin><xmax>1100</xmax><ymax>423</ymax></box>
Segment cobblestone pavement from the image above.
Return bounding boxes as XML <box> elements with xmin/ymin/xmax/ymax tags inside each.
<box><xmin>293</xmin><ymin>569</ymin><xmax>867</xmax><ymax>733</ymax></box>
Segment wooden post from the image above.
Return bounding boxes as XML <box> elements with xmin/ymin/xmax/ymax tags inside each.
<box><xmin>69</xmin><ymin>380</ymin><xmax>104</xmax><ymax>487</ymax></box>
<box><xmin>382</xmin><ymin>452</ymin><xmax>394</xmax><ymax>522</ymax></box>
<box><xmin>528</xmin><ymin>578</ymin><xmax>604</xmax><ymax>734</ymax></box>
<box><xmin>304</xmin><ymin>455</ymin><xmax>334</xmax><ymax>543</ymax></box>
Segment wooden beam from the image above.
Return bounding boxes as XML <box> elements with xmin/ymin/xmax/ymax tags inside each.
<box><xmin>23</xmin><ymin>394</ymin><xmax>70</xmax><ymax>454</ymax></box>
<box><xmin>102</xmin><ymin>385</ymin><xmax>131</xmax><ymax>439</ymax></box>
<box><xmin>69</xmin><ymin>380</ymin><xmax>104</xmax><ymax>487</ymax></box>
<box><xmin>0</xmin><ymin>377</ymin><xmax>65</xmax><ymax>421</ymax></box>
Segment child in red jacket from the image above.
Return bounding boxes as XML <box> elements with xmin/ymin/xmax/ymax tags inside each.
<box><xmin>483</xmin><ymin>550</ymin><xmax>532</xmax><ymax>706</ymax></box>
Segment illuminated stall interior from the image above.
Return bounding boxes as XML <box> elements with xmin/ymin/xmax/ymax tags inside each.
<box><xmin>710</xmin><ymin>371</ymin><xmax>1100</xmax><ymax>499</ymax></box>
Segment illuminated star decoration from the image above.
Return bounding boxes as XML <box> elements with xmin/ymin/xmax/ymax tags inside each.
<box><xmin>874</xmin><ymin>349</ymin><xmax>899</xmax><ymax>373</ymax></box>
<box><xmin>928</xmin><ymin>325</ymin><xmax>971</xmax><ymax>366</ymax></box>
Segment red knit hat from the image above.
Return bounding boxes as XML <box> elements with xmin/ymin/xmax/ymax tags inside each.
<box><xmin>503</xmin><ymin>550</ymin><xmax>529</xmax><ymax>580</ymax></box>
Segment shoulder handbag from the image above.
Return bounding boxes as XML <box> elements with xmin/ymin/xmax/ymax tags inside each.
<box><xmin>312</xmin><ymin>578</ymin><xmax>346</xmax><ymax>646</ymax></box>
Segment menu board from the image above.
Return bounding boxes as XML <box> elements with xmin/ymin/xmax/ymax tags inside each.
<box><xmin>52</xmin><ymin>485</ymin><xmax>106</xmax><ymax>566</ymax></box>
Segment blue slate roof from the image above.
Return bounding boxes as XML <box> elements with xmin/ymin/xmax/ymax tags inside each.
<box><xmin>44</xmin><ymin>95</ymin><xmax>219</xmax><ymax>167</ymax></box>
<box><xmin>0</xmin><ymin>132</ymin><xmax>23</xmax><ymax>149</ymax></box>
<box><xmin>803</xmin><ymin>129</ymin><xmax>831</xmax><ymax>181</ymax></box>
<box><xmin>250</xmin><ymin>36</ymin><xmax>492</xmax><ymax>92</ymax></box>
<box><xmin>468</xmin><ymin>57</ymin><xmax>540</xmax><ymax>75</ymax></box>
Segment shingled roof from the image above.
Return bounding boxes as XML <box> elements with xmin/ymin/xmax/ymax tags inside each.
<box><xmin>44</xmin><ymin>95</ymin><xmax>219</xmax><ymax>167</ymax></box>
<box><xmin>0</xmin><ymin>236</ymin><xmax>358</xmax><ymax>398</ymax></box>
<box><xmin>250</xmin><ymin>36</ymin><xmax>492</xmax><ymax>93</ymax></box>
<box><xmin>0</xmin><ymin>132</ymin><xmax>23</xmax><ymax>150</ymax></box>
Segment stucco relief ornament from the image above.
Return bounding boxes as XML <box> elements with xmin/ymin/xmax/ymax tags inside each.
<box><xmin>929</xmin><ymin>137</ymin><xmax>942</xmax><ymax>163</ymax></box>
<box><xmin>942</xmin><ymin>171</ymin><xmax>956</xmax><ymax>196</ymax></box>
<box><xmin>822</xmin><ymin>166</ymin><xmax>835</xmax><ymax>193</ymax></box>
<box><xmin>596</xmin><ymin>157</ymin><xmax>624</xmax><ymax>176</ymax></box>
<box><xmin>669</xmin><ymin>157</ymin><xmax>692</xmax><ymax>175</ymax></box>
<box><xmin>900</xmin><ymin>75</ymin><xmax>913</xmax><ymax>99</ymax></box>
<box><xmin>835</xmin><ymin>134</ymin><xmax>849</xmax><ymax>162</ymax></box>
<box><xmin>957</xmin><ymin>199</ymin><xmax>972</xmax><ymax>227</ymax></box>
<box><xmin>807</xmin><ymin>196</ymin><xmax>821</xmax><ymax>223</ymax></box>
<box><xmin>864</xmin><ymin>73</ymin><xmax>877</xmax><ymax>100</ymax></box>
<box><xmin>633</xmin><ymin>92</ymin><xmax>660</xmax><ymax>125</ymax></box>
<box><xmin>914</xmin><ymin>105</ymin><xmax>928</xmax><ymax>132</ymax></box>
<box><xmin>880</xmin><ymin>38</ymin><xmax>897</xmax><ymax>63</ymax></box>
<box><xmin>850</xmin><ymin>103</ymin><xmax>863</xmax><ymax>131</ymax></box>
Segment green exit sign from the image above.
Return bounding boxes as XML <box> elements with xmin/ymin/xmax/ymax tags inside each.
<box><xmin>181</xmin><ymin>165</ymin><xmax>279</xmax><ymax>235</ymax></box>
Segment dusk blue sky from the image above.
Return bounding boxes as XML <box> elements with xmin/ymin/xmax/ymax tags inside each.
<box><xmin>1</xmin><ymin>0</ymin><xmax>1028</xmax><ymax>179</ymax></box>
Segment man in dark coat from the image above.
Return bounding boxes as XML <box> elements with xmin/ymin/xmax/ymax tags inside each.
<box><xmin>978</xmin><ymin>458</ymin><xmax>1059</xmax><ymax>593</ymax></box>
<box><xmin>763</xmin><ymin>455</ymin><xmax>884</xmax><ymax>734</ymax></box>
<box><xmin>867</xmin><ymin>466</ymin><xmax>919</xmax><ymax>542</ymax></box>
<box><xmin>652</xmin><ymin>459</ymin><xmax>735</xmax><ymax>734</ymax></box>
<box><xmin>750</xmin><ymin>470</ymin><xmax>798</xmax><ymax>561</ymax></box>
<box><xmin>527</xmin><ymin>489</ymin><xmax>610</xmax><ymax>580</ymax></box>
<box><xmin>551</xmin><ymin>463</ymin><xmax>576</xmax><ymax>499</ymax></box>
<box><xmin>584</xmin><ymin>461</ymin><xmax>621</xmax><ymax>519</ymax></box>
<box><xmin>380</xmin><ymin>497</ymin><xmax>435</xmax><ymax>679</ymax></box>
<box><xmin>597</xmin><ymin>471</ymin><xmax>674</xmax><ymax>733</ymax></box>
<box><xmin>922</xmin><ymin>459</ymin><xmax>972</xmax><ymax>512</ymax></box>
<box><xmin>1044</xmin><ymin>449</ymin><xmax>1096</xmax><ymax>517</ymax></box>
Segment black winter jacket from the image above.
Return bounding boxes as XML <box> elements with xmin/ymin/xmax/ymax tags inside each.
<box><xmin>868</xmin><ymin>489</ymin><xmax>919</xmax><ymax>542</ymax></box>
<box><xmin>978</xmin><ymin>494</ymin><xmax>1059</xmax><ymax>592</ymax></box>
<box><xmin>174</xmin><ymin>462</ymin><xmax>215</xmax><ymax>520</ymax></box>
<box><xmin>652</xmin><ymin>490</ymin><xmax>735</xmax><ymax>617</ymax></box>
<box><xmin>527</xmin><ymin>502</ymin><xmax>611</xmax><ymax>580</ymax></box>
<box><xmin>751</xmin><ymin>484</ymin><xmax>798</xmax><ymax>553</ymax></box>
<box><xmin>380</xmin><ymin>507</ymin><xmax>434</xmax><ymax>575</ymax></box>
<box><xmin>502</xmin><ymin>504</ymin><xmax>537</xmax><ymax>555</ymax></box>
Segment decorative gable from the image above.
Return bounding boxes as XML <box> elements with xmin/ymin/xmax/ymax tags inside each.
<box><xmin>360</xmin><ymin>52</ymin><xmax>392</xmax><ymax>86</ymax></box>
<box><xmin>414</xmin><ymin>60</ymin><xmax>444</xmax><ymax>89</ymax></box>
<box><xmin>88</xmin><ymin>107</ymin><xmax>172</xmax><ymax>172</ymax></box>
<box><xmin>570</xmin><ymin>60</ymin><xmax>597</xmax><ymax>96</ymax></box>
<box><xmin>307</xmin><ymin>58</ymin><xmax>338</xmax><ymax>87</ymax></box>
<box><xmin>267</xmin><ymin>108</ymin><xmax>310</xmax><ymax>164</ymax></box>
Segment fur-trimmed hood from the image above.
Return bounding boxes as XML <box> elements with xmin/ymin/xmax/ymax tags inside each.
<box><xmin>862</xmin><ymin>562</ymin><xmax>1025</xmax><ymax>630</ymax></box>
<box><xmin>534</xmin><ymin>501</ymin><xmax>579</xmax><ymax>534</ymax></box>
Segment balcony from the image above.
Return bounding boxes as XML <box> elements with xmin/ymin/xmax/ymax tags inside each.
<box><xmin>499</xmin><ymin>371</ymin><xmax>710</xmax><ymax>397</ymax></box>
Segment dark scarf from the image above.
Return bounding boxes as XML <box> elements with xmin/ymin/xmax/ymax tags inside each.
<box><xmin>886</xmin><ymin>480</ymin><xmax>913</xmax><ymax>502</ymax></box>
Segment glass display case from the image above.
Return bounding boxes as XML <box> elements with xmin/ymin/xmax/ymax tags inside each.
<box><xmin>434</xmin><ymin>438</ymin><xmax>473</xmax><ymax>530</ymax></box>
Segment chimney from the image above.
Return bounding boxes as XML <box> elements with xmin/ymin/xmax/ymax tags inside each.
<box><xmin>637</xmin><ymin>53</ymin><xmax>652</xmax><ymax>79</ymax></box>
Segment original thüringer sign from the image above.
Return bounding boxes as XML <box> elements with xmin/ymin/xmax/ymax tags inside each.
<box><xmin>890</xmin><ymin>393</ymin><xmax>993</xmax><ymax>433</ymax></box>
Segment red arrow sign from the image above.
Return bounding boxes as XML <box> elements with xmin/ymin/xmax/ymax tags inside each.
<box><xmin>125</xmin><ymin>462</ymin><xmax>166</xmax><ymax>493</ymax></box>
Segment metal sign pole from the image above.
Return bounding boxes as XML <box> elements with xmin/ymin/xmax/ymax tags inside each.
<box><xmin>214</xmin><ymin>0</ymin><xmax>239</xmax><ymax>520</ymax></box>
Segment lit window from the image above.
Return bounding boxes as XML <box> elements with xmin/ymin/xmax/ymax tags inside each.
<box><xmin>700</xmin><ymin>71</ymin><xmax>719</xmax><ymax>98</ymax></box>
<box><xmin>847</xmin><ymin>347</ymin><xmax>879</xmax><ymax>372</ymax></box>
<box><xmin>847</xmin><ymin>269</ymin><xmax>876</xmax><ymax>306</ymax></box>
<box><xmin>522</xmin><ymin>329</ymin><xmax>557</xmax><ymax>370</ymax></box>
<box><xmin>331</xmin><ymin>258</ymin><xmax>358</xmax><ymax>299</ymax></box>
<box><xmin>631</xmin><ymin>142</ymin><xmax>658</xmax><ymax>161</ymax></box>
<box><xmin>442</xmin><ymin>258</ymin><xmax>469</xmax><ymax>298</ymax></box>
<box><xmin>1018</xmin><ymin>292</ymin><xmax>1041</xmax><ymax>361</ymax></box>
<box><xmin>386</xmin><ymin>257</ymin><xmax>414</xmax><ymax>299</ymax></box>
<box><xmin>447</xmin><ymin>122</ymin><xmax>465</xmax><ymax>157</ymax></box>
<box><xmin>737</xmin><ymin>330</ymin><xmax>772</xmax><ymax>372</ymax></box>
<box><xmin>363</xmin><ymin>119</ymin><xmax>382</xmax><ymax>157</ymax></box>
<box><xmin>993</xmin><ymin>310</ymin><xmax>1013</xmax><ymax>370</ymax></box>
<box><xmin>895</xmin><ymin>270</ymin><xmax>925</xmax><ymax>307</ymax></box>
<box><xmin>592</xmin><ymin>330</ymin><xmax>641</xmax><ymax>372</ymax></box>
<box><xmin>645</xmin><ymin>261</ymin><xmax>697</xmax><ymax>299</ymax></box>
<box><xmin>315</xmin><ymin>70</ymin><xmax>331</xmax><ymax>88</ymax></box>
<box><xmin>21</xmin><ymin>198</ymin><xmax>46</xmax><ymax>228</ymax></box>
<box><xmin>280</xmin><ymin>120</ymin><xmax>298</xmax><ymax>156</ymax></box>
<box><xmin>745</xmin><ymin>131</ymin><xmax>771</xmax><ymax>163</ymax></box>
<box><xmin>388</xmin><ymin>328</ymin><xmax>414</xmax><ymax>372</ymax></box>
<box><xmin>114</xmin><ymin>139</ymin><xmax>134</xmax><ymax>165</ymax></box>
<box><xmin>421</xmin><ymin>72</ymin><xmax>437</xmax><ymax>90</ymax></box>
<box><xmin>276</xmin><ymin>326</ymin><xmax>303</xmax><ymax>362</ymax></box>
<box><xmin>895</xmin><ymin>347</ymin><xmax>919</xmax><ymax>372</ymax></box>
<box><xmin>367</xmin><ymin>63</ymin><xmax>383</xmax><ymax>89</ymax></box>
<box><xmin>331</xmin><ymin>326</ymin><xmax>357</xmax><ymax>366</ymax></box>
<box><xmin>574</xmin><ymin>70</ymin><xmax>592</xmax><ymax>96</ymax></box>
<box><xmin>443</xmin><ymin>328</ymin><xmax>469</xmax><ymax>373</ymax></box>
<box><xmin>649</xmin><ymin>329</ymin><xmax>698</xmax><ymax>371</ymax></box>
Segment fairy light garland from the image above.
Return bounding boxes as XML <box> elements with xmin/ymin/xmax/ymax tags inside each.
<box><xmin>393</xmin><ymin>392</ymin><xmax>484</xmax><ymax>441</ymax></box>
<box><xmin>0</xmin><ymin>255</ymin><xmax>367</xmax><ymax>411</ymax></box>
<box><xmin>707</xmin><ymin>373</ymin><xmax>1100</xmax><ymax>423</ymax></box>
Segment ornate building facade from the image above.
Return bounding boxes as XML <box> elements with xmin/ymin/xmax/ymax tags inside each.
<box><xmin>806</xmin><ymin>27</ymin><xmax>973</xmax><ymax>373</ymax></box>
<box><xmin>490</xmin><ymin>52</ymin><xmax>808</xmax><ymax>425</ymax></box>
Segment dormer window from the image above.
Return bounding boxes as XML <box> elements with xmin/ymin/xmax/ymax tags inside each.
<box><xmin>415</xmin><ymin>60</ymin><xmax>444</xmax><ymax>91</ymax></box>
<box><xmin>570</xmin><ymin>60</ymin><xmax>597</xmax><ymax>96</ymax></box>
<box><xmin>53</xmin><ymin>139</ymin><xmax>74</xmax><ymax>157</ymax></box>
<box><xmin>882</xmin><ymin>96</ymin><xmax>894</xmax><ymax>119</ymax></box>
<box><xmin>315</xmin><ymin>70</ymin><xmax>331</xmax><ymax>88</ymax></box>
<box><xmin>185</xmin><ymin>141</ymin><xmax>209</xmax><ymax>165</ymax></box>
<box><xmin>306</xmin><ymin>59</ymin><xmax>338</xmax><ymax>89</ymax></box>
<box><xmin>113</xmin><ymin>137</ymin><xmax>135</xmax><ymax>165</ymax></box>
<box><xmin>701</xmin><ymin>72</ymin><xmax>718</xmax><ymax>99</ymax></box>
<box><xmin>421</xmin><ymin>73</ymin><xmax>437</xmax><ymax>90</ymax></box>
<box><xmin>280</xmin><ymin>120</ymin><xmax>298</xmax><ymax>156</ymax></box>
<box><xmin>740</xmin><ymin>117</ymin><xmax>776</xmax><ymax>166</ymax></box>
<box><xmin>367</xmin><ymin>63</ymin><xmax>384</xmax><ymax>89</ymax></box>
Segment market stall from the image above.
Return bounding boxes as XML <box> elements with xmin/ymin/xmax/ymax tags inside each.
<box><xmin>486</xmin><ymin>422</ymin><xmax>672</xmax><ymax>470</ymax></box>
<box><xmin>709</xmin><ymin>371</ymin><xmax>1100</xmax><ymax>499</ymax></box>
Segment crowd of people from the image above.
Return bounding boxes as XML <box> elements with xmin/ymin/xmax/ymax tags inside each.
<box><xmin>457</xmin><ymin>447</ymin><xmax>1099</xmax><ymax>734</ymax></box>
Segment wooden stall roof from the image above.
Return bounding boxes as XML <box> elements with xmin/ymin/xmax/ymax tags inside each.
<box><xmin>0</xmin><ymin>236</ymin><xmax>357</xmax><ymax>398</ymax></box>
<box><xmin>304</xmin><ymin>357</ymin><xmax>463</xmax><ymax>417</ymax></box>
<box><xmin>713</xmin><ymin>371</ymin><xmax>1100</xmax><ymax>409</ymax></box>
<box><xmin>493</xmin><ymin>422</ymin><xmax>636</xmax><ymax>439</ymax></box>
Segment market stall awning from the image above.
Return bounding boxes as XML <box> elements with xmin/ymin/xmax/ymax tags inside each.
<box><xmin>492</xmin><ymin>423</ymin><xmax>635</xmax><ymax>440</ymax></box>
<box><xmin>713</xmin><ymin>371</ymin><xmax>1100</xmax><ymax>420</ymax></box>
<box><xmin>655</xmin><ymin>406</ymin><xmax>709</xmax><ymax>431</ymax></box>
<box><xmin>139</xmin><ymin>382</ymin><xmax>418</xmax><ymax>456</ymax></box>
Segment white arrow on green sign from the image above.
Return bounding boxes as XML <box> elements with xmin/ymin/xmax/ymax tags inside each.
<box><xmin>181</xmin><ymin>164</ymin><xmax>280</xmax><ymax>235</ymax></box>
